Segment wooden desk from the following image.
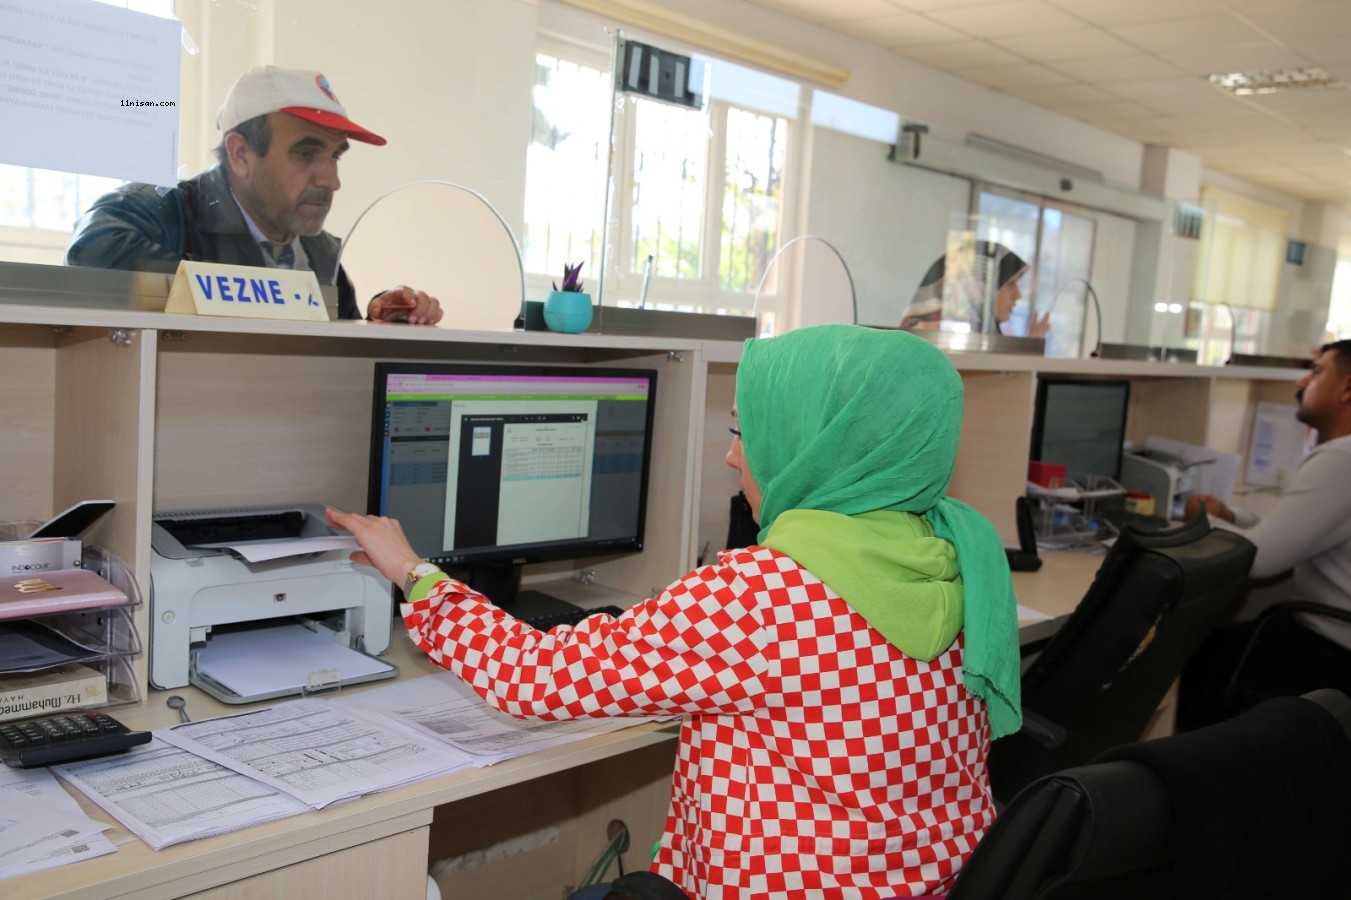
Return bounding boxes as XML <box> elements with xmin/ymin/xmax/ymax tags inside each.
<box><xmin>5</xmin><ymin>635</ymin><xmax>681</xmax><ymax>900</ymax></box>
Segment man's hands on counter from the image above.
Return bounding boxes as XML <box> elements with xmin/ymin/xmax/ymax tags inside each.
<box><xmin>368</xmin><ymin>285</ymin><xmax>443</xmax><ymax>325</ymax></box>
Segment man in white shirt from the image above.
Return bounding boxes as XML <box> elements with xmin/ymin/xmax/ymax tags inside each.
<box><xmin>1179</xmin><ymin>339</ymin><xmax>1351</xmax><ymax>727</ymax></box>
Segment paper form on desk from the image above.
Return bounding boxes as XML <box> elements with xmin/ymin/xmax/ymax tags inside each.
<box><xmin>0</xmin><ymin>766</ymin><xmax>115</xmax><ymax>881</ymax></box>
<box><xmin>156</xmin><ymin>699</ymin><xmax>474</xmax><ymax>808</ymax></box>
<box><xmin>1017</xmin><ymin>604</ymin><xmax>1054</xmax><ymax>626</ymax></box>
<box><xmin>53</xmin><ymin>738</ymin><xmax>310</xmax><ymax>850</ymax></box>
<box><xmin>332</xmin><ymin>672</ymin><xmax>673</xmax><ymax>766</ymax></box>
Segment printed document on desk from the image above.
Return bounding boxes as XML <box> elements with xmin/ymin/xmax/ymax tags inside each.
<box><xmin>157</xmin><ymin>699</ymin><xmax>474</xmax><ymax>808</ymax></box>
<box><xmin>333</xmin><ymin>672</ymin><xmax>671</xmax><ymax>765</ymax></box>
<box><xmin>54</xmin><ymin>738</ymin><xmax>310</xmax><ymax>850</ymax></box>
<box><xmin>0</xmin><ymin>766</ymin><xmax>115</xmax><ymax>881</ymax></box>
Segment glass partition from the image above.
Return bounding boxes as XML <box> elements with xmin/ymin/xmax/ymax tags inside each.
<box><xmin>0</xmin><ymin>0</ymin><xmax>1332</xmax><ymax>364</ymax></box>
<box><xmin>805</xmin><ymin>109</ymin><xmax>969</xmax><ymax>332</ymax></box>
<box><xmin>3</xmin><ymin>0</ymin><xmax>546</xmax><ymax>317</ymax></box>
<box><xmin>752</xmin><ymin>234</ymin><xmax>858</xmax><ymax>334</ymax></box>
<box><xmin>521</xmin><ymin>32</ymin><xmax>612</xmax><ymax>295</ymax></box>
<box><xmin>337</xmin><ymin>181</ymin><xmax>525</xmax><ymax>332</ymax></box>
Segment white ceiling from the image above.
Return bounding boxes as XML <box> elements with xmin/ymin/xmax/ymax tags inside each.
<box><xmin>746</xmin><ymin>0</ymin><xmax>1351</xmax><ymax>207</ymax></box>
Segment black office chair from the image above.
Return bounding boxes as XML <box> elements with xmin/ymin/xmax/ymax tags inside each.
<box><xmin>988</xmin><ymin>512</ymin><xmax>1256</xmax><ymax>802</ymax></box>
<box><xmin>947</xmin><ymin>689</ymin><xmax>1351</xmax><ymax>899</ymax></box>
<box><xmin>601</xmin><ymin>872</ymin><xmax>690</xmax><ymax>900</ymax></box>
<box><xmin>1192</xmin><ymin>600</ymin><xmax>1351</xmax><ymax>727</ymax></box>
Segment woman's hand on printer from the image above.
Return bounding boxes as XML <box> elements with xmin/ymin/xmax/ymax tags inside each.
<box><xmin>326</xmin><ymin>508</ymin><xmax>423</xmax><ymax>586</ymax></box>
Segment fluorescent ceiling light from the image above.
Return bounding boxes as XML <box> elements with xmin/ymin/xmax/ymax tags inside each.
<box><xmin>1208</xmin><ymin>67</ymin><xmax>1342</xmax><ymax>96</ymax></box>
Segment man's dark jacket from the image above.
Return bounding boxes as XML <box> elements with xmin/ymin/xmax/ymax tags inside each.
<box><xmin>65</xmin><ymin>165</ymin><xmax>359</xmax><ymax>319</ymax></box>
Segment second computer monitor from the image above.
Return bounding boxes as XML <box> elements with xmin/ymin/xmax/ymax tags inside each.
<box><xmin>1029</xmin><ymin>377</ymin><xmax>1130</xmax><ymax>481</ymax></box>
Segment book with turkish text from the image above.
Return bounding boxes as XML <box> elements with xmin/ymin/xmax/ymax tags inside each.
<box><xmin>0</xmin><ymin>663</ymin><xmax>108</xmax><ymax>722</ymax></box>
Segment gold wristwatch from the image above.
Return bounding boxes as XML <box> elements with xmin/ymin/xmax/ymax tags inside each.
<box><xmin>403</xmin><ymin>561</ymin><xmax>443</xmax><ymax>596</ymax></box>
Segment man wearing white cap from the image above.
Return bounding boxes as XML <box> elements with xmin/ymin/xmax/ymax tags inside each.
<box><xmin>65</xmin><ymin>66</ymin><xmax>441</xmax><ymax>325</ymax></box>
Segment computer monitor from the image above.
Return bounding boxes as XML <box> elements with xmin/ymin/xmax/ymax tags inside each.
<box><xmin>1029</xmin><ymin>377</ymin><xmax>1130</xmax><ymax>481</ymax></box>
<box><xmin>368</xmin><ymin>362</ymin><xmax>657</xmax><ymax>608</ymax></box>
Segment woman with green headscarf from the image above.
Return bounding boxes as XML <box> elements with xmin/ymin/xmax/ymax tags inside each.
<box><xmin>330</xmin><ymin>324</ymin><xmax>1022</xmax><ymax>900</ymax></box>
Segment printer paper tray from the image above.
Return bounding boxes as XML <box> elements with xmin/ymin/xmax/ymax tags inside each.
<box><xmin>190</xmin><ymin>622</ymin><xmax>398</xmax><ymax>705</ymax></box>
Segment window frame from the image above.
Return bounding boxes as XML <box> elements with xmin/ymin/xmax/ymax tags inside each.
<box><xmin>605</xmin><ymin>91</ymin><xmax>798</xmax><ymax>315</ymax></box>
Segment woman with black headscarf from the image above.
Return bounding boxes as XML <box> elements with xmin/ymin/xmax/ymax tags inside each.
<box><xmin>900</xmin><ymin>240</ymin><xmax>1048</xmax><ymax>337</ymax></box>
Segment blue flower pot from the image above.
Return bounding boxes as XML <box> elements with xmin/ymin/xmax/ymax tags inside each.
<box><xmin>543</xmin><ymin>290</ymin><xmax>593</xmax><ymax>333</ymax></box>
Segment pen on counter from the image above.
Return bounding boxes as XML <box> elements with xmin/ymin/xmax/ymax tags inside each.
<box><xmin>637</xmin><ymin>254</ymin><xmax>654</xmax><ymax>309</ymax></box>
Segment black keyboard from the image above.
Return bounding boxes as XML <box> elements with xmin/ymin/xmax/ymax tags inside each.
<box><xmin>523</xmin><ymin>605</ymin><xmax>625</xmax><ymax>632</ymax></box>
<box><xmin>0</xmin><ymin>711</ymin><xmax>151</xmax><ymax>768</ymax></box>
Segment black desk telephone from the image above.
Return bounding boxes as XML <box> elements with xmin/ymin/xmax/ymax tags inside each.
<box><xmin>1006</xmin><ymin>496</ymin><xmax>1043</xmax><ymax>572</ymax></box>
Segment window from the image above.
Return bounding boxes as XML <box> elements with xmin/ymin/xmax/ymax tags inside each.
<box><xmin>628</xmin><ymin>97</ymin><xmax>709</xmax><ymax>282</ymax></box>
<box><xmin>621</xmin><ymin>96</ymin><xmax>789</xmax><ymax>307</ymax></box>
<box><xmin>1193</xmin><ymin>186</ymin><xmax>1290</xmax><ymax>311</ymax></box>
<box><xmin>0</xmin><ymin>166</ymin><xmax>122</xmax><ymax>231</ymax></box>
<box><xmin>719</xmin><ymin>106</ymin><xmax>788</xmax><ymax>294</ymax></box>
<box><xmin>1331</xmin><ymin>255</ymin><xmax>1351</xmax><ymax>340</ymax></box>
<box><xmin>521</xmin><ymin>48</ymin><xmax>612</xmax><ymax>289</ymax></box>
<box><xmin>521</xmin><ymin>35</ymin><xmax>801</xmax><ymax>314</ymax></box>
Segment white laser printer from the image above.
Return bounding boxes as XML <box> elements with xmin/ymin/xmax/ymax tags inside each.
<box><xmin>149</xmin><ymin>504</ymin><xmax>397</xmax><ymax>703</ymax></box>
<box><xmin>1120</xmin><ymin>436</ymin><xmax>1239</xmax><ymax>520</ymax></box>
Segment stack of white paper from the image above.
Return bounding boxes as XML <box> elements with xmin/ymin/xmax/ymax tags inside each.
<box><xmin>0</xmin><ymin>766</ymin><xmax>115</xmax><ymax>880</ymax></box>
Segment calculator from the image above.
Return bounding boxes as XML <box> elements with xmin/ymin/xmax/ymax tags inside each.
<box><xmin>0</xmin><ymin>711</ymin><xmax>151</xmax><ymax>768</ymax></box>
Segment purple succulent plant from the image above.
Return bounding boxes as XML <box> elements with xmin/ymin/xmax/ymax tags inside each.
<box><xmin>553</xmin><ymin>262</ymin><xmax>585</xmax><ymax>293</ymax></box>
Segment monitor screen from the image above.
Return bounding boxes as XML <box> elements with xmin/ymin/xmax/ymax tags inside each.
<box><xmin>368</xmin><ymin>362</ymin><xmax>657</xmax><ymax>597</ymax></box>
<box><xmin>1029</xmin><ymin>378</ymin><xmax>1130</xmax><ymax>481</ymax></box>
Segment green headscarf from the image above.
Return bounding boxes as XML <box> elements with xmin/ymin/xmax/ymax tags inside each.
<box><xmin>736</xmin><ymin>324</ymin><xmax>1021</xmax><ymax>739</ymax></box>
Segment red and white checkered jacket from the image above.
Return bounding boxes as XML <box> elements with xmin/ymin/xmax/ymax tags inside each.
<box><xmin>402</xmin><ymin>546</ymin><xmax>993</xmax><ymax>899</ymax></box>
